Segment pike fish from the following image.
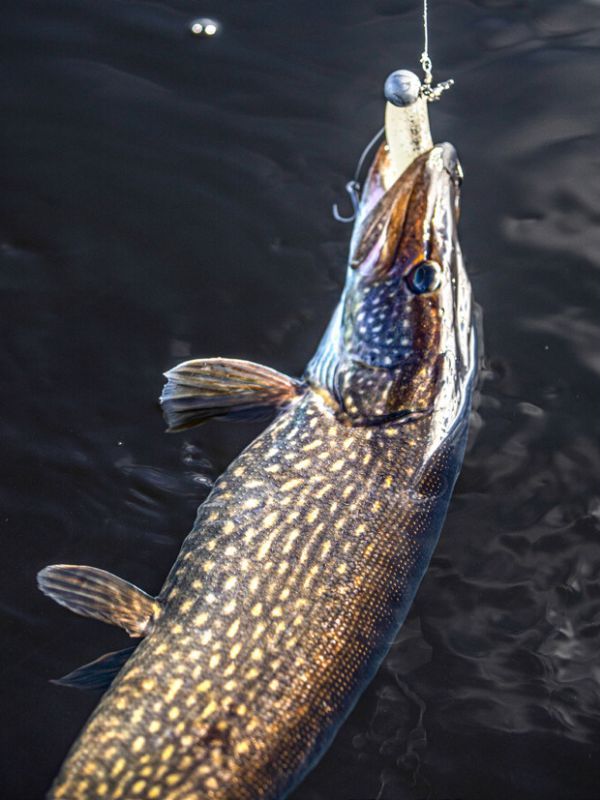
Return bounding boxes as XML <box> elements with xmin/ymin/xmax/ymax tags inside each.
<box><xmin>38</xmin><ymin>138</ymin><xmax>476</xmax><ymax>800</ymax></box>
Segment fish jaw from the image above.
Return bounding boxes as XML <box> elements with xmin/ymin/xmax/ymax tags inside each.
<box><xmin>306</xmin><ymin>142</ymin><xmax>472</xmax><ymax>428</ymax></box>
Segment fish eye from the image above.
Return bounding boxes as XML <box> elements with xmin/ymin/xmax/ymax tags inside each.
<box><xmin>405</xmin><ymin>260</ymin><xmax>442</xmax><ymax>294</ymax></box>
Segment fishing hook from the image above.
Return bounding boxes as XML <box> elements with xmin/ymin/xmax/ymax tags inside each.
<box><xmin>332</xmin><ymin>126</ymin><xmax>384</xmax><ymax>224</ymax></box>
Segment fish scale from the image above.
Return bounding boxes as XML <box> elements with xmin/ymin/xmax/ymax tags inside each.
<box><xmin>49</xmin><ymin>390</ymin><xmax>465</xmax><ymax>800</ymax></box>
<box><xmin>40</xmin><ymin>140</ymin><xmax>476</xmax><ymax>799</ymax></box>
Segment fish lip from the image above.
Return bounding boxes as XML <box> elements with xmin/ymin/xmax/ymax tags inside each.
<box><xmin>421</xmin><ymin>142</ymin><xmax>463</xmax><ymax>200</ymax></box>
<box><xmin>437</xmin><ymin>141</ymin><xmax>463</xmax><ymax>186</ymax></box>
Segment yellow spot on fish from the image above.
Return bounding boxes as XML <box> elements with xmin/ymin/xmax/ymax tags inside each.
<box><xmin>202</xmin><ymin>561</ymin><xmax>215</xmax><ymax>574</ymax></box>
<box><xmin>302</xmin><ymin>439</ymin><xmax>322</xmax><ymax>451</ymax></box>
<box><xmin>209</xmin><ymin>654</ymin><xmax>221</xmax><ymax>669</ymax></box>
<box><xmin>148</xmin><ymin>789</ymin><xmax>161</xmax><ymax>799</ymax></box>
<box><xmin>168</xmin><ymin>706</ymin><xmax>180</xmax><ymax>721</ymax></box>
<box><xmin>384</xmin><ymin>475</ymin><xmax>393</xmax><ymax>488</ymax></box>
<box><xmin>244</xmin><ymin>527</ymin><xmax>258</xmax><ymax>544</ymax></box>
<box><xmin>281</xmin><ymin>478</ymin><xmax>302</xmax><ymax>492</ymax></box>
<box><xmin>331</xmin><ymin>458</ymin><xmax>345</xmax><ymax>471</ymax></box>
<box><xmin>227</xmin><ymin>619</ymin><xmax>240</xmax><ymax>638</ymax></box>
<box><xmin>337</xmin><ymin>563</ymin><xmax>348</xmax><ymax>575</ymax></box>
<box><xmin>166</xmin><ymin>678</ymin><xmax>183</xmax><ymax>703</ymax></box>
<box><xmin>315</xmin><ymin>483</ymin><xmax>333</xmax><ymax>499</ymax></box>
<box><xmin>243</xmin><ymin>498</ymin><xmax>260</xmax><ymax>510</ymax></box>
<box><xmin>282</xmin><ymin>529</ymin><xmax>300</xmax><ymax>555</ymax></box>
<box><xmin>272</xmin><ymin>606</ymin><xmax>283</xmax><ymax>617</ymax></box>
<box><xmin>111</xmin><ymin>758</ymin><xmax>126</xmax><ymax>778</ymax></box>
<box><xmin>197</xmin><ymin>679</ymin><xmax>211</xmax><ymax>693</ymax></box>
<box><xmin>194</xmin><ymin>611</ymin><xmax>208</xmax><ymax>628</ymax></box>
<box><xmin>200</xmin><ymin>629</ymin><xmax>212</xmax><ymax>645</ymax></box>
<box><xmin>372</xmin><ymin>500</ymin><xmax>382</xmax><ymax>512</ymax></box>
<box><xmin>201</xmin><ymin>700</ymin><xmax>218</xmax><ymax>719</ymax></box>
<box><xmin>252</xmin><ymin>621</ymin><xmax>266</xmax><ymax>639</ymax></box>
<box><xmin>223</xmin><ymin>598</ymin><xmax>237</xmax><ymax>615</ymax></box>
<box><xmin>265</xmin><ymin>463</ymin><xmax>281</xmax><ymax>473</ymax></box>
<box><xmin>180</xmin><ymin>599</ymin><xmax>193</xmax><ymax>614</ymax></box>
<box><xmin>269</xmin><ymin>678</ymin><xmax>280</xmax><ymax>691</ymax></box>
<box><xmin>355</xmin><ymin>523</ymin><xmax>366</xmax><ymax>536</ymax></box>
<box><xmin>131</xmin><ymin>735</ymin><xmax>145</xmax><ymax>753</ymax></box>
<box><xmin>249</xmin><ymin>576</ymin><xmax>260</xmax><ymax>593</ymax></box>
<box><xmin>97</xmin><ymin>784</ymin><xmax>108</xmax><ymax>797</ymax></box>
<box><xmin>161</xmin><ymin>745</ymin><xmax>175</xmax><ymax>763</ymax></box>
<box><xmin>306</xmin><ymin>508</ymin><xmax>319</xmax><ymax>523</ymax></box>
<box><xmin>223</xmin><ymin>520</ymin><xmax>235</xmax><ymax>534</ymax></box>
<box><xmin>230</xmin><ymin>642</ymin><xmax>242</xmax><ymax>659</ymax></box>
<box><xmin>131</xmin><ymin>781</ymin><xmax>146</xmax><ymax>795</ymax></box>
<box><xmin>149</xmin><ymin>719</ymin><xmax>161</xmax><ymax>733</ymax></box>
<box><xmin>245</xmin><ymin>666</ymin><xmax>259</xmax><ymax>679</ymax></box>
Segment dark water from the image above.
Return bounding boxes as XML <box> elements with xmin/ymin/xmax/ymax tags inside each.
<box><xmin>2</xmin><ymin>1</ymin><xmax>600</xmax><ymax>798</ymax></box>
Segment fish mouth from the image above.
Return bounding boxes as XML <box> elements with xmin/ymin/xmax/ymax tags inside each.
<box><xmin>349</xmin><ymin>142</ymin><xmax>463</xmax><ymax>281</ymax></box>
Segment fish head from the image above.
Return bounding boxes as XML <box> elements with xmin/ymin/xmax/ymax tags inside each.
<box><xmin>307</xmin><ymin>142</ymin><xmax>474</xmax><ymax>427</ymax></box>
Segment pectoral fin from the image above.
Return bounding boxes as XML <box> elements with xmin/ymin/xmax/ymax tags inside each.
<box><xmin>160</xmin><ymin>357</ymin><xmax>303</xmax><ymax>431</ymax></box>
<box><xmin>37</xmin><ymin>565</ymin><xmax>160</xmax><ymax>637</ymax></box>
<box><xmin>52</xmin><ymin>646</ymin><xmax>136</xmax><ymax>691</ymax></box>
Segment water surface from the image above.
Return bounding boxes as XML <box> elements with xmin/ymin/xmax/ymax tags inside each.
<box><xmin>2</xmin><ymin>1</ymin><xmax>600</xmax><ymax>798</ymax></box>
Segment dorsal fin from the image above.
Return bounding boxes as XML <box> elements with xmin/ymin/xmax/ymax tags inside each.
<box><xmin>52</xmin><ymin>646</ymin><xmax>137</xmax><ymax>692</ymax></box>
<box><xmin>37</xmin><ymin>565</ymin><xmax>160</xmax><ymax>637</ymax></box>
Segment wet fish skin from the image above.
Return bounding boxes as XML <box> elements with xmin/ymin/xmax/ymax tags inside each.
<box><xmin>43</xmin><ymin>142</ymin><xmax>476</xmax><ymax>799</ymax></box>
<box><xmin>49</xmin><ymin>397</ymin><xmax>470</xmax><ymax>800</ymax></box>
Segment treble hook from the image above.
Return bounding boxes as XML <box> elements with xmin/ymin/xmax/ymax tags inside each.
<box><xmin>332</xmin><ymin>180</ymin><xmax>361</xmax><ymax>223</ymax></box>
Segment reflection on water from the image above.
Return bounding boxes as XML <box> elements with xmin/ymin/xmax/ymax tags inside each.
<box><xmin>2</xmin><ymin>0</ymin><xmax>600</xmax><ymax>798</ymax></box>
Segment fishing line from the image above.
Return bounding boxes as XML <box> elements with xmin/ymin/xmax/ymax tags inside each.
<box><xmin>332</xmin><ymin>0</ymin><xmax>452</xmax><ymax>223</ymax></box>
<box><xmin>421</xmin><ymin>0</ymin><xmax>432</xmax><ymax>86</ymax></box>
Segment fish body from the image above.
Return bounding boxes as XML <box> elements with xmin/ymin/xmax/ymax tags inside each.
<box><xmin>41</xmin><ymin>141</ymin><xmax>476</xmax><ymax>799</ymax></box>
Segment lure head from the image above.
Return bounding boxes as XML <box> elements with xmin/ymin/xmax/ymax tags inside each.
<box><xmin>307</xmin><ymin>142</ymin><xmax>474</xmax><ymax>429</ymax></box>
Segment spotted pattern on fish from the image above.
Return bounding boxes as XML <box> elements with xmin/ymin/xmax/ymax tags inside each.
<box><xmin>44</xmin><ymin>142</ymin><xmax>476</xmax><ymax>800</ymax></box>
<box><xmin>49</xmin><ymin>390</ymin><xmax>467</xmax><ymax>800</ymax></box>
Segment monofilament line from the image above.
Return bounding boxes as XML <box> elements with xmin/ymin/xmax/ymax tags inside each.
<box><xmin>420</xmin><ymin>0</ymin><xmax>433</xmax><ymax>86</ymax></box>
